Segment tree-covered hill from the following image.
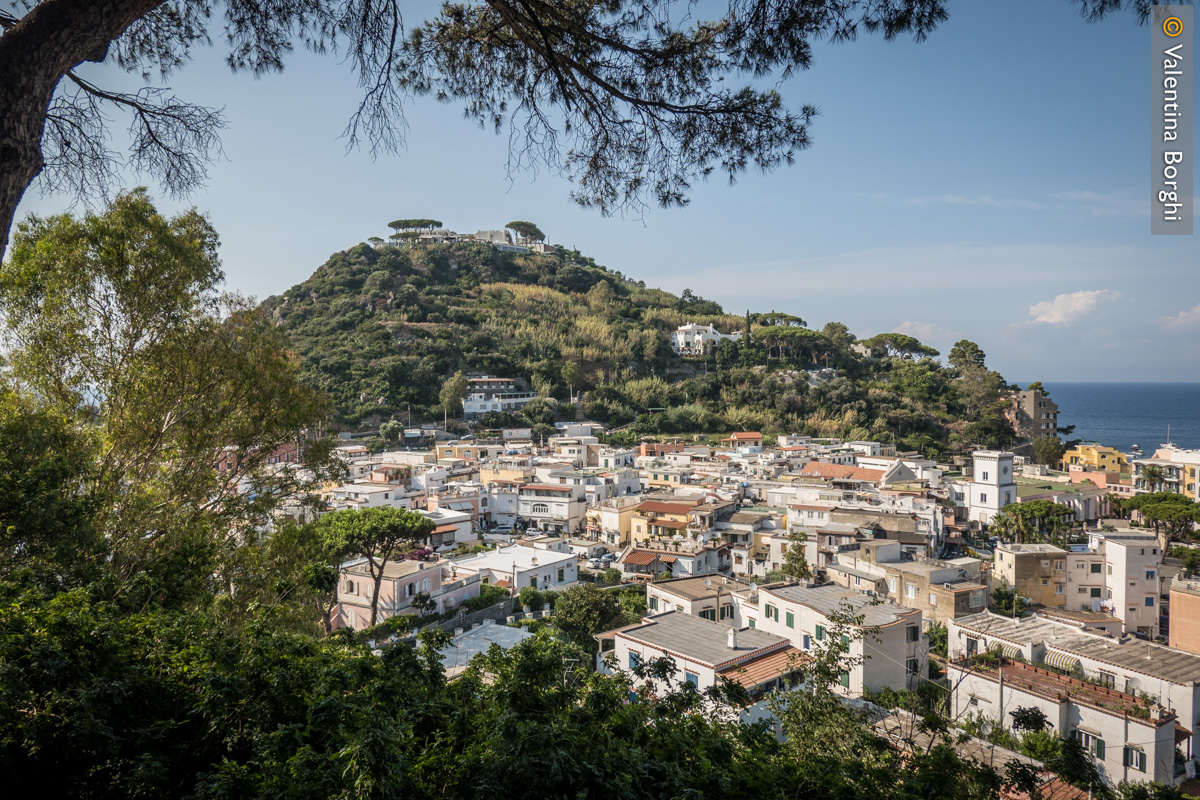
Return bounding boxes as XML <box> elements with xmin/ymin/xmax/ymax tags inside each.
<box><xmin>263</xmin><ymin>241</ymin><xmax>1016</xmax><ymax>454</ymax></box>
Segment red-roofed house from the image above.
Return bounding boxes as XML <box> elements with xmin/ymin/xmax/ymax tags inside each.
<box><xmin>721</xmin><ymin>432</ymin><xmax>764</xmax><ymax>448</ymax></box>
<box><xmin>794</xmin><ymin>461</ymin><xmax>885</xmax><ymax>484</ymax></box>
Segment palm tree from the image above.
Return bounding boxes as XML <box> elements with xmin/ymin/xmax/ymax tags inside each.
<box><xmin>1141</xmin><ymin>465</ymin><xmax>1166</xmax><ymax>493</ymax></box>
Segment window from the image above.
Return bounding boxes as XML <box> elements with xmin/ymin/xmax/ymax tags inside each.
<box><xmin>684</xmin><ymin>671</ymin><xmax>698</xmax><ymax>688</ymax></box>
<box><xmin>839</xmin><ymin>671</ymin><xmax>850</xmax><ymax>688</ymax></box>
<box><xmin>968</xmin><ymin>696</ymin><xmax>979</xmax><ymax>707</ymax></box>
<box><xmin>1078</xmin><ymin>587</ymin><xmax>1088</xmax><ymax>594</ymax></box>
<box><xmin>1107</xmin><ymin>564</ymin><xmax>1113</xmax><ymax>575</ymax></box>
<box><xmin>905</xmin><ymin>582</ymin><xmax>917</xmax><ymax>599</ymax></box>
<box><xmin>1041</xmin><ymin>560</ymin><xmax>1050</xmax><ymax>568</ymax></box>
<box><xmin>980</xmin><ymin>493</ymin><xmax>988</xmax><ymax>503</ymax></box>
<box><xmin>1091</xmin><ymin>563</ymin><xmax>1102</xmax><ymax>574</ymax></box>
<box><xmin>854</xmin><ymin>576</ymin><xmax>861</xmax><ymax>587</ymax></box>
<box><xmin>700</xmin><ymin>609</ymin><xmax>716</xmax><ymax>621</ymax></box>
<box><xmin>1145</xmin><ymin>596</ymin><xmax>1155</xmax><ymax>607</ymax></box>
<box><xmin>1091</xmin><ymin>587</ymin><xmax>1102</xmax><ymax>598</ymax></box>
<box><xmin>1097</xmin><ymin>671</ymin><xmax>1116</xmax><ymax>688</ymax></box>
<box><xmin>803</xmin><ymin>634</ymin><xmax>811</xmax><ymax>650</ymax></box>
<box><xmin>405</xmin><ymin>583</ymin><xmax>416</xmax><ymax>598</ymax></box>
<box><xmin>345</xmin><ymin>580</ymin><xmax>357</xmax><ymax>593</ymax></box>
<box><xmin>815</xmin><ymin>625</ymin><xmax>826</xmax><ymax>641</ymax></box>
<box><xmin>970</xmin><ymin>590</ymin><xmax>985</xmax><ymax>608</ymax></box>
<box><xmin>1124</xmin><ymin>746</ymin><xmax>1146</xmax><ymax>772</ymax></box>
<box><xmin>1055</xmin><ymin>584</ymin><xmax>1065</xmax><ymax>595</ymax></box>
<box><xmin>785</xmin><ymin>611</ymin><xmax>795</xmax><ymax>629</ymax></box>
<box><xmin>906</xmin><ymin>658</ymin><xmax>918</xmax><ymax>676</ymax></box>
<box><xmin>929</xmin><ymin>593</ymin><xmax>938</xmax><ymax>606</ymax></box>
<box><xmin>748</xmin><ymin>618</ymin><xmax>756</xmax><ymax>629</ymax></box>
<box><xmin>887</xmin><ymin>578</ymin><xmax>897</xmax><ymax>593</ymax></box>
<box><xmin>1145</xmin><ymin>570</ymin><xmax>1156</xmax><ymax>580</ymax></box>
<box><xmin>981</xmin><ymin>472</ymin><xmax>989</xmax><ymax>481</ymax></box>
<box><xmin>906</xmin><ymin>626</ymin><xmax>919</xmax><ymax>642</ymax></box>
<box><xmin>966</xmin><ymin>637</ymin><xmax>979</xmax><ymax>656</ymax></box>
<box><xmin>532</xmin><ymin>503</ymin><xmax>549</xmax><ymax>515</ymax></box>
<box><xmin>1041</xmin><ymin>579</ymin><xmax>1050</xmax><ymax>586</ymax></box>
<box><xmin>765</xmin><ymin>604</ymin><xmax>779</xmax><ymax>622</ymax></box>
<box><xmin>1054</xmin><ymin>560</ymin><xmax>1065</xmax><ymax>570</ymax></box>
<box><xmin>1076</xmin><ymin>562</ymin><xmax>1085</xmax><ymax>570</ymax></box>
<box><xmin>720</xmin><ymin>604</ymin><xmax>733</xmax><ymax>620</ymax></box>
<box><xmin>1074</xmin><ymin>731</ymin><xmax>1105</xmax><ymax>760</ymax></box>
<box><xmin>648</xmin><ymin>597</ymin><xmax>659</xmax><ymax>611</ymax></box>
<box><xmin>629</xmin><ymin>652</ymin><xmax>641</xmax><ymax>669</ymax></box>
<box><xmin>557</xmin><ymin>568</ymin><xmax>565</xmax><ymax>583</ymax></box>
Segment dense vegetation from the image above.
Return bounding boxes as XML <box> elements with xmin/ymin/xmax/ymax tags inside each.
<box><xmin>264</xmin><ymin>240</ymin><xmax>1019</xmax><ymax>454</ymax></box>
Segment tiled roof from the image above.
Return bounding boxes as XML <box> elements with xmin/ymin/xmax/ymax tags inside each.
<box><xmin>795</xmin><ymin>462</ymin><xmax>885</xmax><ymax>482</ymax></box>
<box><xmin>622</xmin><ymin>550</ymin><xmax>660</xmax><ymax>566</ymax></box>
<box><xmin>719</xmin><ymin>646</ymin><xmax>810</xmax><ymax>688</ymax></box>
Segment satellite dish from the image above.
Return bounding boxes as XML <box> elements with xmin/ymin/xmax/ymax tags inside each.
<box><xmin>704</xmin><ymin>578</ymin><xmax>712</xmax><ymax>587</ymax></box>
<box><xmin>750</xmin><ymin>583</ymin><xmax>759</xmax><ymax>592</ymax></box>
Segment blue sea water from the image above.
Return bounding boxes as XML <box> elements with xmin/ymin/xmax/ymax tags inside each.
<box><xmin>1034</xmin><ymin>382</ymin><xmax>1200</xmax><ymax>453</ymax></box>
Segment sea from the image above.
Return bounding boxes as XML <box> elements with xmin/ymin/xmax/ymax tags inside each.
<box><xmin>1033</xmin><ymin>382</ymin><xmax>1200</xmax><ymax>454</ymax></box>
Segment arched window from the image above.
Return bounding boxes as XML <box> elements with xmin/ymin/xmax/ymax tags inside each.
<box><xmin>421</xmin><ymin>578</ymin><xmax>430</xmax><ymax>592</ymax></box>
<box><xmin>532</xmin><ymin>503</ymin><xmax>549</xmax><ymax>515</ymax></box>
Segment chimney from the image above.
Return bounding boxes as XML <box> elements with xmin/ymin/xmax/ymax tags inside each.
<box><xmin>727</xmin><ymin>628</ymin><xmax>738</xmax><ymax>649</ymax></box>
<box><xmin>454</xmin><ymin>628</ymin><xmax>464</xmax><ymax>637</ymax></box>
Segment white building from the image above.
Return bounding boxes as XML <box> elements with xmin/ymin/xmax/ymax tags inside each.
<box><xmin>670</xmin><ymin>323</ymin><xmax>742</xmax><ymax>355</ymax></box>
<box><xmin>463</xmin><ymin>377</ymin><xmax>539</xmax><ymax>419</ymax></box>
<box><xmin>450</xmin><ymin>544</ymin><xmax>578</xmax><ymax>590</ymax></box>
<box><xmin>517</xmin><ymin>483</ymin><xmax>588</xmax><ymax>534</ymax></box>
<box><xmin>946</xmin><ymin>612</ymin><xmax>1200</xmax><ymax>767</ymax></box>
<box><xmin>753</xmin><ymin>583</ymin><xmax>927</xmax><ymax>696</ymax></box>
<box><xmin>966</xmin><ymin>450</ymin><xmax>1017</xmax><ymax>525</ymax></box>
<box><xmin>946</xmin><ymin>656</ymin><xmax>1180</xmax><ymax>786</ymax></box>
<box><xmin>597</xmin><ymin>610</ymin><xmax>808</xmax><ymax>723</ymax></box>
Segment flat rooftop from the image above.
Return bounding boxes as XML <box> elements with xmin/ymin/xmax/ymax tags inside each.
<box><xmin>616</xmin><ymin>611</ymin><xmax>789</xmax><ymax>668</ymax></box>
<box><xmin>763</xmin><ymin>584</ymin><xmax>919</xmax><ymax>628</ymax></box>
<box><xmin>651</xmin><ymin>575</ymin><xmax>757</xmax><ymax>602</ymax></box>
<box><xmin>439</xmin><ymin>621</ymin><xmax>535</xmax><ymax>677</ymax></box>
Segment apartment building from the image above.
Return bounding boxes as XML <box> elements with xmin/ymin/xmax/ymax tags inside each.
<box><xmin>596</xmin><ymin>610</ymin><xmax>806</xmax><ymax>724</ymax></box>
<box><xmin>946</xmin><ymin>613</ymin><xmax>1200</xmax><ymax>763</ymax></box>
<box><xmin>1133</xmin><ymin>445</ymin><xmax>1200</xmax><ymax>500</ymax></box>
<box><xmin>947</xmin><ymin>657</ymin><xmax>1180</xmax><ymax>786</ymax></box>
<box><xmin>827</xmin><ymin>540</ymin><xmax>987</xmax><ymax>627</ymax></box>
<box><xmin>754</xmin><ymin>584</ymin><xmax>927</xmax><ymax>696</ymax></box>
<box><xmin>1007</xmin><ymin>388</ymin><xmax>1059</xmax><ymax>440</ymax></box>
<box><xmin>335</xmin><ymin>559</ymin><xmax>480</xmax><ymax>631</ymax></box>
<box><xmin>450</xmin><ymin>544</ymin><xmax>577</xmax><ymax>590</ymax></box>
<box><xmin>516</xmin><ymin>483</ymin><xmax>587</xmax><ymax>534</ymax></box>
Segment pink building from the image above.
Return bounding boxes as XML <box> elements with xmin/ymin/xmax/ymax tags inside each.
<box><xmin>333</xmin><ymin>558</ymin><xmax>481</xmax><ymax>631</ymax></box>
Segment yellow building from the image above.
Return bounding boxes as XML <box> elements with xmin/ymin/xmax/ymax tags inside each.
<box><xmin>630</xmin><ymin>500</ymin><xmax>700</xmax><ymax>545</ymax></box>
<box><xmin>1059</xmin><ymin>443</ymin><xmax>1129</xmax><ymax>474</ymax></box>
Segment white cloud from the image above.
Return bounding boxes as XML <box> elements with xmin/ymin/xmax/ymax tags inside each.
<box><xmin>1027</xmin><ymin>289</ymin><xmax>1122</xmax><ymax>325</ymax></box>
<box><xmin>892</xmin><ymin>321</ymin><xmax>952</xmax><ymax>342</ymax></box>
<box><xmin>1164</xmin><ymin>303</ymin><xmax>1200</xmax><ymax>329</ymax></box>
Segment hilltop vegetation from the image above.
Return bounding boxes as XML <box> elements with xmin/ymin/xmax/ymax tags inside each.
<box><xmin>264</xmin><ymin>241</ymin><xmax>1016</xmax><ymax>454</ymax></box>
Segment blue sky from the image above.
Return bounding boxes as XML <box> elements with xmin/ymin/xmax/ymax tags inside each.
<box><xmin>13</xmin><ymin>0</ymin><xmax>1200</xmax><ymax>382</ymax></box>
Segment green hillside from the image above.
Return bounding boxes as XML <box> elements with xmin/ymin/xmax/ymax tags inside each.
<box><xmin>263</xmin><ymin>241</ymin><xmax>1014</xmax><ymax>454</ymax></box>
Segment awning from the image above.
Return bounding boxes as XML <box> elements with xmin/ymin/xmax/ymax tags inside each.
<box><xmin>1044</xmin><ymin>650</ymin><xmax>1081</xmax><ymax>673</ymax></box>
<box><xmin>995</xmin><ymin>643</ymin><xmax>1022</xmax><ymax>660</ymax></box>
<box><xmin>1176</xmin><ymin>723</ymin><xmax>1193</xmax><ymax>745</ymax></box>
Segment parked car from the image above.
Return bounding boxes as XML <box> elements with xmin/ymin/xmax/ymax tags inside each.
<box><xmin>587</xmin><ymin>558</ymin><xmax>603</xmax><ymax>570</ymax></box>
<box><xmin>599</xmin><ymin>553</ymin><xmax>617</xmax><ymax>564</ymax></box>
